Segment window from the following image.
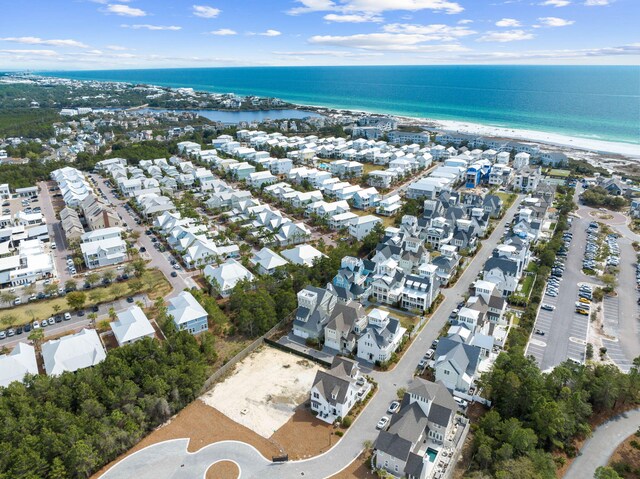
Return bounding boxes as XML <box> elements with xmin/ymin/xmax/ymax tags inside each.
<box><xmin>444</xmin><ymin>370</ymin><xmax>450</xmax><ymax>375</ymax></box>
<box><xmin>313</xmin><ymin>392</ymin><xmax>319</xmax><ymax>399</ymax></box>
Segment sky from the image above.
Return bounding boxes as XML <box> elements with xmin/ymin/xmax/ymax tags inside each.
<box><xmin>0</xmin><ymin>0</ymin><xmax>638</xmax><ymax>69</ymax></box>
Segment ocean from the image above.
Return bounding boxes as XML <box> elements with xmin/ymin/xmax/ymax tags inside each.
<box><xmin>46</xmin><ymin>66</ymin><xmax>640</xmax><ymax>145</ymax></box>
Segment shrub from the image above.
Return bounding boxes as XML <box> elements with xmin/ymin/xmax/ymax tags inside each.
<box><xmin>334</xmin><ymin>431</ymin><xmax>344</xmax><ymax>437</ymax></box>
<box><xmin>341</xmin><ymin>416</ymin><xmax>353</xmax><ymax>428</ymax></box>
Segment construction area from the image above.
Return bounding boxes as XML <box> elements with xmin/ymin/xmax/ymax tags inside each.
<box><xmin>201</xmin><ymin>346</ymin><xmax>322</xmax><ymax>438</ymax></box>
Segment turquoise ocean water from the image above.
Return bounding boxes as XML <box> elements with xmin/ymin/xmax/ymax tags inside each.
<box><xmin>46</xmin><ymin>66</ymin><xmax>640</xmax><ymax>145</ymax></box>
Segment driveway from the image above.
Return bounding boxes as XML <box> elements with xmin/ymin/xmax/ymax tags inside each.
<box><xmin>565</xmin><ymin>408</ymin><xmax>640</xmax><ymax>479</ymax></box>
<box><xmin>100</xmin><ymin>196</ymin><xmax>524</xmax><ymax>479</ymax></box>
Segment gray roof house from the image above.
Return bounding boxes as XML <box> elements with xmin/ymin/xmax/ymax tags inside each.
<box><xmin>374</xmin><ymin>379</ymin><xmax>457</xmax><ymax>479</ymax></box>
<box><xmin>323</xmin><ymin>301</ymin><xmax>367</xmax><ymax>354</ymax></box>
<box><xmin>293</xmin><ymin>285</ymin><xmax>338</xmax><ymax>341</ymax></box>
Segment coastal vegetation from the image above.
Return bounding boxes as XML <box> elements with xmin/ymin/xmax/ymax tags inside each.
<box><xmin>580</xmin><ymin>186</ymin><xmax>628</xmax><ymax>210</ymax></box>
<box><xmin>0</xmin><ymin>332</ymin><xmax>217</xmax><ymax>478</ymax></box>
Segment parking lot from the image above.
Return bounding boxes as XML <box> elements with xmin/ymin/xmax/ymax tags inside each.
<box><xmin>526</xmin><ymin>216</ymin><xmax>592</xmax><ymax>369</ymax></box>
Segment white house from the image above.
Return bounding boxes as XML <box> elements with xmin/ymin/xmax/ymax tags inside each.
<box><xmin>357</xmin><ymin>309</ymin><xmax>406</xmax><ymax>364</ymax></box>
<box><xmin>110</xmin><ymin>306</ymin><xmax>155</xmax><ymax>346</ymax></box>
<box><xmin>0</xmin><ymin>342</ymin><xmax>38</xmax><ymax>387</ymax></box>
<box><xmin>250</xmin><ymin>247</ymin><xmax>289</xmax><ymax>275</ymax></box>
<box><xmin>80</xmin><ymin>227</ymin><xmax>127</xmax><ymax>269</ymax></box>
<box><xmin>280</xmin><ymin>244</ymin><xmax>326</xmax><ymax>267</ymax></box>
<box><xmin>349</xmin><ymin>215</ymin><xmax>382</xmax><ymax>240</ymax></box>
<box><xmin>310</xmin><ymin>357</ymin><xmax>367</xmax><ymax>424</ymax></box>
<box><xmin>204</xmin><ymin>258</ymin><xmax>255</xmax><ymax>297</ymax></box>
<box><xmin>42</xmin><ymin>329</ymin><xmax>106</xmax><ymax>376</ymax></box>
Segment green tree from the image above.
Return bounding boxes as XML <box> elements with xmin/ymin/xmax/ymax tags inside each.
<box><xmin>132</xmin><ymin>259</ymin><xmax>147</xmax><ymax>278</ymax></box>
<box><xmin>28</xmin><ymin>327</ymin><xmax>44</xmax><ymax>351</ymax></box>
<box><xmin>594</xmin><ymin>466</ymin><xmax>622</xmax><ymax>479</ymax></box>
<box><xmin>87</xmin><ymin>273</ymin><xmax>100</xmax><ymax>285</ymax></box>
<box><xmin>66</xmin><ymin>291</ymin><xmax>87</xmax><ymax>310</ymax></box>
<box><xmin>64</xmin><ymin>279</ymin><xmax>77</xmax><ymax>291</ymax></box>
<box><xmin>0</xmin><ymin>292</ymin><xmax>16</xmax><ymax>306</ymax></box>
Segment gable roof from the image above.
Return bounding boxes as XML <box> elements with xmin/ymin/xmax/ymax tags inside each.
<box><xmin>42</xmin><ymin>329</ymin><xmax>106</xmax><ymax>376</ymax></box>
<box><xmin>111</xmin><ymin>306</ymin><xmax>155</xmax><ymax>345</ymax></box>
<box><xmin>0</xmin><ymin>342</ymin><xmax>38</xmax><ymax>387</ymax></box>
<box><xmin>167</xmin><ymin>291</ymin><xmax>208</xmax><ymax>325</ymax></box>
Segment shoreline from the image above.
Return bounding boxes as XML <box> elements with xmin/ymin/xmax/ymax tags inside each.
<box><xmin>26</xmin><ymin>73</ymin><xmax>640</xmax><ymax>160</ymax></box>
<box><xmin>295</xmin><ymin>103</ymin><xmax>640</xmax><ymax>159</ymax></box>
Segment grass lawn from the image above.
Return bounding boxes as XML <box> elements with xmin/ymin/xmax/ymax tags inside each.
<box><xmin>495</xmin><ymin>191</ymin><xmax>517</xmax><ymax>208</ymax></box>
<box><xmin>520</xmin><ymin>275</ymin><xmax>535</xmax><ymax>297</ymax></box>
<box><xmin>2</xmin><ymin>269</ymin><xmax>171</xmax><ymax>327</ymax></box>
<box><xmin>363</xmin><ymin>164</ymin><xmax>385</xmax><ymax>175</ymax></box>
<box><xmin>367</xmin><ymin>304</ymin><xmax>420</xmax><ymax>329</ymax></box>
<box><xmin>548</xmin><ymin>169</ymin><xmax>570</xmax><ymax>178</ymax></box>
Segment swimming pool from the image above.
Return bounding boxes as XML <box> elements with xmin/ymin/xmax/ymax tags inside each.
<box><xmin>426</xmin><ymin>448</ymin><xmax>438</xmax><ymax>463</ymax></box>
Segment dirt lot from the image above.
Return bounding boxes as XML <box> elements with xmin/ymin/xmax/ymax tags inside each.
<box><xmin>271</xmin><ymin>406</ymin><xmax>340</xmax><ymax>460</ymax></box>
<box><xmin>608</xmin><ymin>432</ymin><xmax>640</xmax><ymax>479</ymax></box>
<box><xmin>90</xmin><ymin>401</ymin><xmax>281</xmax><ymax>479</ymax></box>
<box><xmin>201</xmin><ymin>346</ymin><xmax>321</xmax><ymax>438</ymax></box>
<box><xmin>206</xmin><ymin>461</ymin><xmax>240</xmax><ymax>479</ymax></box>
<box><xmin>329</xmin><ymin>452</ymin><xmax>375</xmax><ymax>479</ymax></box>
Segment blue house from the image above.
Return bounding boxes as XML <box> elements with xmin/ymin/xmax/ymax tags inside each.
<box><xmin>167</xmin><ymin>291</ymin><xmax>208</xmax><ymax>335</ymax></box>
<box><xmin>332</xmin><ymin>256</ymin><xmax>375</xmax><ymax>301</ymax></box>
<box><xmin>466</xmin><ymin>160</ymin><xmax>492</xmax><ymax>188</ymax></box>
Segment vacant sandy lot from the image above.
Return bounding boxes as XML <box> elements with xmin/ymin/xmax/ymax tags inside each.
<box><xmin>201</xmin><ymin>346</ymin><xmax>321</xmax><ymax>438</ymax></box>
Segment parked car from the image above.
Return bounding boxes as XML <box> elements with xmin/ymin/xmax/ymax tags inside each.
<box><xmin>541</xmin><ymin>304</ymin><xmax>555</xmax><ymax>311</ymax></box>
<box><xmin>387</xmin><ymin>401</ymin><xmax>400</xmax><ymax>414</ymax></box>
<box><xmin>64</xmin><ymin>312</ymin><xmax>71</xmax><ymax>320</ymax></box>
<box><xmin>376</xmin><ymin>416</ymin><xmax>390</xmax><ymax>430</ymax></box>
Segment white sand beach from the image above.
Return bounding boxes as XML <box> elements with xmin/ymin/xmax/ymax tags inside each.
<box><xmin>430</xmin><ymin>119</ymin><xmax>640</xmax><ymax>159</ymax></box>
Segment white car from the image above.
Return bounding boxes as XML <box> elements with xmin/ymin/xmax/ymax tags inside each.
<box><xmin>387</xmin><ymin>401</ymin><xmax>400</xmax><ymax>414</ymax></box>
<box><xmin>541</xmin><ymin>304</ymin><xmax>555</xmax><ymax>311</ymax></box>
<box><xmin>64</xmin><ymin>312</ymin><xmax>71</xmax><ymax>320</ymax></box>
<box><xmin>376</xmin><ymin>416</ymin><xmax>390</xmax><ymax>430</ymax></box>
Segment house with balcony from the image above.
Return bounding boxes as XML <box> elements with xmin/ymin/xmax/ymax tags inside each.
<box><xmin>310</xmin><ymin>357</ymin><xmax>369</xmax><ymax>424</ymax></box>
<box><xmin>80</xmin><ymin>227</ymin><xmax>126</xmax><ymax>269</ymax></box>
<box><xmin>293</xmin><ymin>286</ymin><xmax>338</xmax><ymax>341</ymax></box>
<box><xmin>373</xmin><ymin>379</ymin><xmax>457</xmax><ymax>479</ymax></box>
<box><xmin>167</xmin><ymin>291</ymin><xmax>209</xmax><ymax>335</ymax></box>
<box><xmin>357</xmin><ymin>309</ymin><xmax>406</xmax><ymax>363</ymax></box>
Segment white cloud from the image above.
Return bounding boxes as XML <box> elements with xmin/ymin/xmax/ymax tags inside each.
<box><xmin>585</xmin><ymin>0</ymin><xmax>612</xmax><ymax>5</ymax></box>
<box><xmin>192</xmin><ymin>5</ymin><xmax>221</xmax><ymax>18</ymax></box>
<box><xmin>457</xmin><ymin>43</ymin><xmax>640</xmax><ymax>61</ymax></box>
<box><xmin>310</xmin><ymin>32</ymin><xmax>468</xmax><ymax>51</ymax></box>
<box><xmin>106</xmin><ymin>44</ymin><xmax>130</xmax><ymax>50</ymax></box>
<box><xmin>458</xmin><ymin>19</ymin><xmax>473</xmax><ymax>24</ymax></box>
<box><xmin>258</xmin><ymin>29</ymin><xmax>282</xmax><ymax>36</ymax></box>
<box><xmin>0</xmin><ymin>49</ymin><xmax>58</xmax><ymax>57</ymax></box>
<box><xmin>537</xmin><ymin>16</ymin><xmax>575</xmax><ymax>27</ymax></box>
<box><xmin>495</xmin><ymin>18</ymin><xmax>521</xmax><ymax>27</ymax></box>
<box><xmin>105</xmin><ymin>4</ymin><xmax>146</xmax><ymax>16</ymax></box>
<box><xmin>288</xmin><ymin>0</ymin><xmax>464</xmax><ymax>16</ymax></box>
<box><xmin>209</xmin><ymin>29</ymin><xmax>237</xmax><ymax>35</ymax></box>
<box><xmin>382</xmin><ymin>23</ymin><xmax>475</xmax><ymax>40</ymax></box>
<box><xmin>541</xmin><ymin>0</ymin><xmax>570</xmax><ymax>6</ymax></box>
<box><xmin>0</xmin><ymin>37</ymin><xmax>88</xmax><ymax>48</ymax></box>
<box><xmin>324</xmin><ymin>13</ymin><xmax>383</xmax><ymax>22</ymax></box>
<box><xmin>273</xmin><ymin>50</ymin><xmax>383</xmax><ymax>57</ymax></box>
<box><xmin>477</xmin><ymin>30</ymin><xmax>534</xmax><ymax>42</ymax></box>
<box><xmin>121</xmin><ymin>24</ymin><xmax>182</xmax><ymax>30</ymax></box>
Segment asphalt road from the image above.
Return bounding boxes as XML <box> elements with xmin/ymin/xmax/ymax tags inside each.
<box><xmin>565</xmin><ymin>408</ymin><xmax>640</xmax><ymax>479</ymax></box>
<box><xmin>90</xmin><ymin>174</ymin><xmax>196</xmax><ymax>293</ymax></box>
<box><xmin>100</xmin><ymin>196</ymin><xmax>524</xmax><ymax>479</ymax></box>
<box><xmin>525</xmin><ymin>213</ymin><xmax>592</xmax><ymax>369</ymax></box>
<box><xmin>0</xmin><ymin>293</ymin><xmax>148</xmax><ymax>349</ymax></box>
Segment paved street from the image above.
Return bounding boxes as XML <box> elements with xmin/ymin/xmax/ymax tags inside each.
<box><xmin>38</xmin><ymin>181</ymin><xmax>71</xmax><ymax>284</ymax></box>
<box><xmin>525</xmin><ymin>213</ymin><xmax>592</xmax><ymax>369</ymax></box>
<box><xmin>565</xmin><ymin>408</ymin><xmax>640</xmax><ymax>479</ymax></box>
<box><xmin>0</xmin><ymin>293</ymin><xmax>148</xmax><ymax>349</ymax></box>
<box><xmin>90</xmin><ymin>174</ymin><xmax>197</xmax><ymax>293</ymax></box>
<box><xmin>100</xmin><ymin>196</ymin><xmax>524</xmax><ymax>479</ymax></box>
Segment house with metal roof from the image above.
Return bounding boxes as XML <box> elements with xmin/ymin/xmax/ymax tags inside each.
<box><xmin>110</xmin><ymin>306</ymin><xmax>155</xmax><ymax>346</ymax></box>
<box><xmin>166</xmin><ymin>291</ymin><xmax>208</xmax><ymax>335</ymax></box>
<box><xmin>42</xmin><ymin>329</ymin><xmax>106</xmax><ymax>376</ymax></box>
<box><xmin>0</xmin><ymin>342</ymin><xmax>38</xmax><ymax>387</ymax></box>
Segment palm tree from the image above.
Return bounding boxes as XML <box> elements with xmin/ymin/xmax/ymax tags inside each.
<box><xmin>135</xmin><ymin>300</ymin><xmax>144</xmax><ymax>309</ymax></box>
<box><xmin>87</xmin><ymin>273</ymin><xmax>100</xmax><ymax>286</ymax></box>
<box><xmin>0</xmin><ymin>292</ymin><xmax>16</xmax><ymax>307</ymax></box>
<box><xmin>28</xmin><ymin>328</ymin><xmax>45</xmax><ymax>352</ymax></box>
<box><xmin>88</xmin><ymin>312</ymin><xmax>98</xmax><ymax>328</ymax></box>
<box><xmin>52</xmin><ymin>304</ymin><xmax>61</xmax><ymax>315</ymax></box>
<box><xmin>108</xmin><ymin>307</ymin><xmax>117</xmax><ymax>321</ymax></box>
